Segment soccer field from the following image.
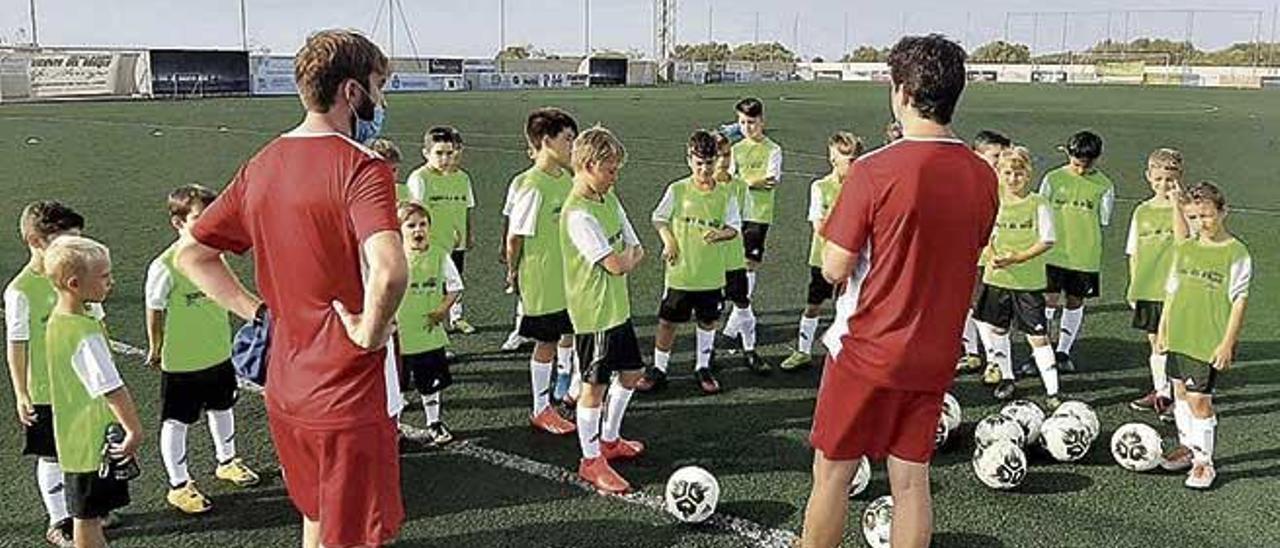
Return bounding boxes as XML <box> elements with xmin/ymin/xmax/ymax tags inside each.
<box><xmin>1</xmin><ymin>82</ymin><xmax>1278</xmax><ymax>547</ymax></box>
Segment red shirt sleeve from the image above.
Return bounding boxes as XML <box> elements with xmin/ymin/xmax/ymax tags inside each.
<box><xmin>191</xmin><ymin>164</ymin><xmax>252</xmax><ymax>254</ymax></box>
<box><xmin>821</xmin><ymin>160</ymin><xmax>876</xmax><ymax>255</ymax></box>
<box><xmin>346</xmin><ymin>158</ymin><xmax>399</xmax><ymax>242</ymax></box>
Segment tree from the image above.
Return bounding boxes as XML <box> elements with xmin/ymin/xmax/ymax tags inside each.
<box><xmin>971</xmin><ymin>40</ymin><xmax>1031</xmax><ymax>63</ymax></box>
<box><xmin>496</xmin><ymin>45</ymin><xmax>531</xmax><ymax>60</ymax></box>
<box><xmin>672</xmin><ymin>42</ymin><xmax>731</xmax><ymax>62</ymax></box>
<box><xmin>730</xmin><ymin>42</ymin><xmax>797</xmax><ymax>62</ymax></box>
<box><xmin>840</xmin><ymin>46</ymin><xmax>887</xmax><ymax>62</ymax></box>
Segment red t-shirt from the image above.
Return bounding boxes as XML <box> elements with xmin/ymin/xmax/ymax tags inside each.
<box><xmin>193</xmin><ymin>131</ymin><xmax>400</xmax><ymax>429</ymax></box>
<box><xmin>820</xmin><ymin>137</ymin><xmax>998</xmax><ymax>393</ymax></box>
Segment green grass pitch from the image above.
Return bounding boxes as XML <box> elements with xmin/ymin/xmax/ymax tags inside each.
<box><xmin>1</xmin><ymin>82</ymin><xmax>1278</xmax><ymax>547</ymax></box>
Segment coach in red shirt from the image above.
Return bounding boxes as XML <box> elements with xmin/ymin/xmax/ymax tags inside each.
<box><xmin>800</xmin><ymin>35</ymin><xmax>998</xmax><ymax>548</ymax></box>
<box><xmin>175</xmin><ymin>30</ymin><xmax>408</xmax><ymax>548</ymax></box>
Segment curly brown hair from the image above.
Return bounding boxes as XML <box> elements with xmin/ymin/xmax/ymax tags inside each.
<box><xmin>293</xmin><ymin>29</ymin><xmax>389</xmax><ymax>113</ymax></box>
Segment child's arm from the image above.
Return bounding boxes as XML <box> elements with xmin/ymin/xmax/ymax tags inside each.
<box><xmin>746</xmin><ymin>147</ymin><xmax>782</xmax><ymax>190</ymax></box>
<box><xmin>1214</xmin><ymin>254</ymin><xmax>1252</xmax><ymax>371</ymax></box>
<box><xmin>466</xmin><ymin>179</ymin><xmax>477</xmax><ymax>250</ymax></box>
<box><xmin>1125</xmin><ymin>213</ymin><xmax>1139</xmax><ymax>299</ymax></box>
<box><xmin>652</xmin><ymin>186</ymin><xmax>679</xmax><ymax>264</ymax></box>
<box><xmin>808</xmin><ymin>181</ymin><xmax>826</xmax><ymax>236</ymax></box>
<box><xmin>705</xmin><ymin>194</ymin><xmax>742</xmax><ymax>244</ymax></box>
<box><xmin>144</xmin><ymin>311</ymin><xmax>165</xmax><ymax>368</ymax></box>
<box><xmin>429</xmin><ymin>257</ymin><xmax>464</xmax><ymax>328</ymax></box>
<box><xmin>1169</xmin><ymin>184</ymin><xmax>1191</xmax><ymax>241</ymax></box>
<box><xmin>143</xmin><ymin>258</ymin><xmax>171</xmax><ymax>368</ymax></box>
<box><xmin>3</xmin><ymin>290</ymin><xmax>35</xmax><ymax>425</ymax></box>
<box><xmin>103</xmin><ymin>387</ymin><xmax>143</xmax><ymax>459</ymax></box>
<box><xmin>1100</xmin><ymin>184</ymin><xmax>1116</xmax><ymax>227</ymax></box>
<box><xmin>994</xmin><ymin>240</ymin><xmax>1053</xmax><ymax>268</ymax></box>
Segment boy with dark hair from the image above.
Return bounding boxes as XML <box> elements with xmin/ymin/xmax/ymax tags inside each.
<box><xmin>1126</xmin><ymin>149</ymin><xmax>1182</xmax><ymax>421</ymax></box>
<box><xmin>723</xmin><ymin>98</ymin><xmax>782</xmax><ymax>366</ymax></box>
<box><xmin>44</xmin><ymin>236</ymin><xmax>143</xmax><ymax>548</ymax></box>
<box><xmin>560</xmin><ymin>125</ymin><xmax>647</xmax><ymax>493</ymax></box>
<box><xmin>638</xmin><ymin>130</ymin><xmax>741</xmax><ymax>395</ymax></box>
<box><xmin>780</xmin><ymin>132</ymin><xmax>863</xmax><ymax>371</ymax></box>
<box><xmin>408</xmin><ymin>126</ymin><xmax>477</xmax><ymax>335</ymax></box>
<box><xmin>146</xmin><ymin>185</ymin><xmax>260</xmax><ymax>515</ymax></box>
<box><xmin>1157</xmin><ymin>182</ymin><xmax>1250</xmax><ymax>490</ymax></box>
<box><xmin>395</xmin><ymin>202</ymin><xmax>464</xmax><ymax>446</ymax></box>
<box><xmin>507</xmin><ymin>107</ymin><xmax>580</xmax><ymax>435</ymax></box>
<box><xmin>1036</xmin><ymin>130</ymin><xmax>1114</xmax><ymax>373</ymax></box>
<box><xmin>5</xmin><ymin>201</ymin><xmax>85</xmax><ymax>546</ymax></box>
<box><xmin>801</xmin><ymin>34</ymin><xmax>996</xmax><ymax>548</ymax></box>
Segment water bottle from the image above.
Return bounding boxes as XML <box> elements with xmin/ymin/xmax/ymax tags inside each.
<box><xmin>100</xmin><ymin>423</ymin><xmax>140</xmax><ymax>481</ymax></box>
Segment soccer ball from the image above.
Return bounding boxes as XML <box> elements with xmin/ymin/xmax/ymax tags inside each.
<box><xmin>972</xmin><ymin>439</ymin><xmax>1027</xmax><ymax>490</ymax></box>
<box><xmin>664</xmin><ymin>466</ymin><xmax>720</xmax><ymax>524</ymax></box>
<box><xmin>974</xmin><ymin>414</ymin><xmax>1026</xmax><ymax>449</ymax></box>
<box><xmin>1000</xmin><ymin>400</ymin><xmax>1046</xmax><ymax>444</ymax></box>
<box><xmin>1052</xmin><ymin>401</ymin><xmax>1099</xmax><ymax>441</ymax></box>
<box><xmin>934</xmin><ymin>417</ymin><xmax>951</xmax><ymax>449</ymax></box>
<box><xmin>941</xmin><ymin>393</ymin><xmax>963</xmax><ymax>432</ymax></box>
<box><xmin>1111</xmin><ymin>423</ymin><xmax>1164</xmax><ymax>472</ymax></box>
<box><xmin>1039</xmin><ymin>415</ymin><xmax>1093</xmax><ymax>462</ymax></box>
<box><xmin>861</xmin><ymin>495</ymin><xmax>893</xmax><ymax>548</ymax></box>
<box><xmin>848</xmin><ymin>456</ymin><xmax>872</xmax><ymax>498</ymax></box>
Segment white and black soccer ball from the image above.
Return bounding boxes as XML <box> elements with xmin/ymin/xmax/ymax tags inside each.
<box><xmin>1052</xmin><ymin>400</ymin><xmax>1099</xmax><ymax>441</ymax></box>
<box><xmin>972</xmin><ymin>439</ymin><xmax>1027</xmax><ymax>490</ymax></box>
<box><xmin>1111</xmin><ymin>423</ymin><xmax>1164</xmax><ymax>472</ymax></box>
<box><xmin>861</xmin><ymin>495</ymin><xmax>893</xmax><ymax>548</ymax></box>
<box><xmin>974</xmin><ymin>414</ymin><xmax>1026</xmax><ymax>449</ymax></box>
<box><xmin>664</xmin><ymin>466</ymin><xmax>720</xmax><ymax>523</ymax></box>
<box><xmin>848</xmin><ymin>456</ymin><xmax>872</xmax><ymax>498</ymax></box>
<box><xmin>934</xmin><ymin>417</ymin><xmax>951</xmax><ymax>449</ymax></box>
<box><xmin>1039</xmin><ymin>415</ymin><xmax>1093</xmax><ymax>462</ymax></box>
<box><xmin>941</xmin><ymin>393</ymin><xmax>963</xmax><ymax>432</ymax></box>
<box><xmin>1000</xmin><ymin>400</ymin><xmax>1046</xmax><ymax>444</ymax></box>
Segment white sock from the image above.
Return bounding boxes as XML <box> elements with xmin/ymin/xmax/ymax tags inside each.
<box><xmin>1190</xmin><ymin>415</ymin><xmax>1217</xmax><ymax>465</ymax></box>
<box><xmin>1057</xmin><ymin>306</ymin><xmax>1084</xmax><ymax>355</ymax></box>
<box><xmin>798</xmin><ymin>316</ymin><xmax>819</xmax><ymax>353</ymax></box>
<box><xmin>739</xmin><ymin>307</ymin><xmax>757</xmax><ymax>352</ymax></box>
<box><xmin>746</xmin><ymin>271</ymin><xmax>757</xmax><ymax>298</ymax></box>
<box><xmin>1174</xmin><ymin>398</ymin><xmax>1192</xmax><ymax>447</ymax></box>
<box><xmin>557</xmin><ymin>345</ymin><xmax>575</xmax><ymax>377</ymax></box>
<box><xmin>602</xmin><ymin>377</ymin><xmax>633</xmax><ymax>443</ymax></box>
<box><xmin>1033</xmin><ymin>344</ymin><xmax>1059</xmax><ymax>396</ymax></box>
<box><xmin>207</xmin><ymin>409</ymin><xmax>237</xmax><ymax>463</ymax></box>
<box><xmin>569</xmin><ymin>359</ymin><xmax>583</xmax><ymax>400</ymax></box>
<box><xmin>723</xmin><ymin>307</ymin><xmax>742</xmax><ymax>337</ymax></box>
<box><xmin>450</xmin><ymin>301</ymin><xmax>463</xmax><ymax>323</ymax></box>
<box><xmin>962</xmin><ymin>311</ymin><xmax>980</xmax><ymax>356</ymax></box>
<box><xmin>1151</xmin><ymin>354</ymin><xmax>1170</xmax><ymax>397</ymax></box>
<box><xmin>161</xmin><ymin>420</ymin><xmax>191</xmax><ymax>487</ymax></box>
<box><xmin>513</xmin><ymin>300</ymin><xmax>525</xmax><ymax>331</ymax></box>
<box><xmin>990</xmin><ymin>331</ymin><xmax>1013</xmax><ymax>381</ymax></box>
<box><xmin>654</xmin><ymin>349</ymin><xmax>671</xmax><ymax>373</ymax></box>
<box><xmin>1044</xmin><ymin>306</ymin><xmax>1057</xmax><ymax>323</ymax></box>
<box><xmin>531</xmin><ymin>359</ymin><xmax>553</xmax><ymax>414</ymax></box>
<box><xmin>35</xmin><ymin>458</ymin><xmax>68</xmax><ymax>525</ymax></box>
<box><xmin>696</xmin><ymin>328</ymin><xmax>716</xmax><ymax>370</ymax></box>
<box><xmin>576</xmin><ymin>405</ymin><xmax>602</xmax><ymax>459</ymax></box>
<box><xmin>422</xmin><ymin>392</ymin><xmax>441</xmax><ymax>425</ymax></box>
<box><xmin>975</xmin><ymin>321</ymin><xmax>997</xmax><ymax>358</ymax></box>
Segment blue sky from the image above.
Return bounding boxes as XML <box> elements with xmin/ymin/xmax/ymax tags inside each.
<box><xmin>1</xmin><ymin>0</ymin><xmax>1276</xmax><ymax>59</ymax></box>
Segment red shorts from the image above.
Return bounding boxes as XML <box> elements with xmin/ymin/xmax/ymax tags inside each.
<box><xmin>810</xmin><ymin>357</ymin><xmax>944</xmax><ymax>463</ymax></box>
<box><xmin>268</xmin><ymin>413</ymin><xmax>404</xmax><ymax>547</ymax></box>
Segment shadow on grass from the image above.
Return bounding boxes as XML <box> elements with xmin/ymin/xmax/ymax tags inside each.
<box><xmin>405</xmin><ymin>518</ymin><xmax>728</xmax><ymax>548</ymax></box>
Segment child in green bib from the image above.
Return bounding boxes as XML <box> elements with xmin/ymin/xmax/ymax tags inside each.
<box><xmin>407</xmin><ymin>126</ymin><xmax>477</xmax><ymax>335</ymax></box>
<box><xmin>1157</xmin><ymin>182</ymin><xmax>1251</xmax><ymax>490</ymax></box>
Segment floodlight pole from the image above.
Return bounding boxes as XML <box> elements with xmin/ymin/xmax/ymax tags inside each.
<box><xmin>754</xmin><ymin>12</ymin><xmax>760</xmax><ymax>43</ymax></box>
<box><xmin>28</xmin><ymin>0</ymin><xmax>38</xmax><ymax>46</ymax></box>
<box><xmin>388</xmin><ymin>0</ymin><xmax>395</xmax><ymax>57</ymax></box>
<box><xmin>239</xmin><ymin>0</ymin><xmax>248</xmax><ymax>51</ymax></box>
<box><xmin>843</xmin><ymin>12</ymin><xmax>849</xmax><ymax>55</ymax></box>
<box><xmin>1270</xmin><ymin>3</ymin><xmax>1277</xmax><ymax>66</ymax></box>
<box><xmin>708</xmin><ymin>1</ymin><xmax>713</xmax><ymax>43</ymax></box>
<box><xmin>584</xmin><ymin>0</ymin><xmax>591</xmax><ymax>54</ymax></box>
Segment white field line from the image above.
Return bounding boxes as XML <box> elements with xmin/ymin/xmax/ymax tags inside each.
<box><xmin>7</xmin><ymin>113</ymin><xmax>1280</xmax><ymax>218</ymax></box>
<box><xmin>106</xmin><ymin>338</ymin><xmax>800</xmax><ymax>547</ymax></box>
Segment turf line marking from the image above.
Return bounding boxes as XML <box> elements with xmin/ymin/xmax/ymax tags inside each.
<box><xmin>106</xmin><ymin>337</ymin><xmax>799</xmax><ymax>547</ymax></box>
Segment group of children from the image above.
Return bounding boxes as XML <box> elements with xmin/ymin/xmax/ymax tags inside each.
<box><xmin>956</xmin><ymin>129</ymin><xmax>1251</xmax><ymax>490</ymax></box>
<box><xmin>6</xmin><ymin>192</ymin><xmax>261</xmax><ymax>547</ymax></box>
<box><xmin>4</xmin><ymin>97</ymin><xmax>1255</xmax><ymax>547</ymax></box>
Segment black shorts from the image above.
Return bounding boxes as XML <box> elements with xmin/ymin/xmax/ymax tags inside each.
<box><xmin>659</xmin><ymin>288</ymin><xmax>724</xmax><ymax>325</ymax></box>
<box><xmin>1168</xmin><ymin>352</ymin><xmax>1217</xmax><ymax>395</ymax></box>
<box><xmin>576</xmin><ymin>319</ymin><xmax>645</xmax><ymax>385</ymax></box>
<box><xmin>971</xmin><ymin>267</ymin><xmax>985</xmax><ymax>305</ymax></box>
<box><xmin>518</xmin><ymin>309</ymin><xmax>574</xmax><ymax>343</ymax></box>
<box><xmin>741</xmin><ymin>222</ymin><xmax>770</xmax><ymax>263</ymax></box>
<box><xmin>724</xmin><ymin>269</ymin><xmax>750</xmax><ymax>307</ymax></box>
<box><xmin>22</xmin><ymin>404</ymin><xmax>57</xmax><ymax>457</ymax></box>
<box><xmin>161</xmin><ymin>360</ymin><xmax>238</xmax><ymax>424</ymax></box>
<box><xmin>1132</xmin><ymin>300</ymin><xmax>1163</xmax><ymax>334</ymax></box>
<box><xmin>450</xmin><ymin>250</ymin><xmax>466</xmax><ymax>274</ymax></box>
<box><xmin>974</xmin><ymin>284</ymin><xmax>1049</xmax><ymax>336</ymax></box>
<box><xmin>66</xmin><ymin>471</ymin><xmax>130</xmax><ymax>519</ymax></box>
<box><xmin>807</xmin><ymin>267</ymin><xmax>836</xmax><ymax>305</ymax></box>
<box><xmin>1046</xmin><ymin>265</ymin><xmax>1100</xmax><ymax>299</ymax></box>
<box><xmin>401</xmin><ymin>348</ymin><xmax>452</xmax><ymax>395</ymax></box>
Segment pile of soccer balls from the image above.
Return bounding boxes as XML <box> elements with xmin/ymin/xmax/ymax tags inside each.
<box><xmin>971</xmin><ymin>399</ymin><xmax>1100</xmax><ymax>490</ymax></box>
